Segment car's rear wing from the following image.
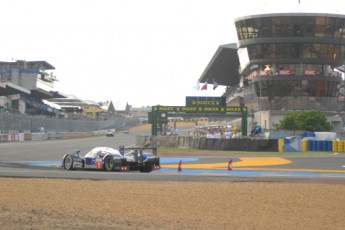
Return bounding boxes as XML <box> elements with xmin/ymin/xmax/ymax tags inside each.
<box><xmin>119</xmin><ymin>146</ymin><xmax>158</xmax><ymax>156</ymax></box>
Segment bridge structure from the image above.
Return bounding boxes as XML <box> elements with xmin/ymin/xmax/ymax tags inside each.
<box><xmin>151</xmin><ymin>105</ymin><xmax>248</xmax><ymax>136</ymax></box>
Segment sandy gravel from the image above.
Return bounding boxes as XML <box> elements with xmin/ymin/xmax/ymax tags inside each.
<box><xmin>1</xmin><ymin>178</ymin><xmax>345</xmax><ymax>230</ymax></box>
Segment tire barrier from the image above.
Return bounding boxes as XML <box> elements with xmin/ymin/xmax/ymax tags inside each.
<box><xmin>338</xmin><ymin>140</ymin><xmax>343</xmax><ymax>152</ymax></box>
<box><xmin>298</xmin><ymin>139</ymin><xmax>336</xmax><ymax>152</ymax></box>
<box><xmin>278</xmin><ymin>139</ymin><xmax>284</xmax><ymax>152</ymax></box>
<box><xmin>137</xmin><ymin>135</ymin><xmax>341</xmax><ymax>152</ymax></box>
<box><xmin>307</xmin><ymin>140</ymin><xmax>334</xmax><ymax>151</ymax></box>
<box><xmin>332</xmin><ymin>140</ymin><xmax>345</xmax><ymax>152</ymax></box>
<box><xmin>301</xmin><ymin>139</ymin><xmax>308</xmax><ymax>152</ymax></box>
<box><xmin>307</xmin><ymin>140</ymin><xmax>334</xmax><ymax>152</ymax></box>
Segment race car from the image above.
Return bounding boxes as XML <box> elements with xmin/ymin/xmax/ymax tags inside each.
<box><xmin>62</xmin><ymin>147</ymin><xmax>128</xmax><ymax>171</ymax></box>
<box><xmin>106</xmin><ymin>132</ymin><xmax>114</xmax><ymax>137</ymax></box>
<box><xmin>62</xmin><ymin>146</ymin><xmax>160</xmax><ymax>173</ymax></box>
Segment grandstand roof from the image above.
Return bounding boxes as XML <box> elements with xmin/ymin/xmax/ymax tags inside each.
<box><xmin>198</xmin><ymin>43</ymin><xmax>240</xmax><ymax>87</ymax></box>
<box><xmin>31</xmin><ymin>89</ymin><xmax>58</xmax><ymax>100</ymax></box>
<box><xmin>0</xmin><ymin>82</ymin><xmax>30</xmax><ymax>96</ymax></box>
<box><xmin>0</xmin><ymin>60</ymin><xmax>55</xmax><ymax>70</ymax></box>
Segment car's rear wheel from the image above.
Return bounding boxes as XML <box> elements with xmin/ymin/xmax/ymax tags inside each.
<box><xmin>64</xmin><ymin>154</ymin><xmax>74</xmax><ymax>170</ymax></box>
<box><xmin>139</xmin><ymin>166</ymin><xmax>153</xmax><ymax>173</ymax></box>
<box><xmin>103</xmin><ymin>156</ymin><xmax>114</xmax><ymax>171</ymax></box>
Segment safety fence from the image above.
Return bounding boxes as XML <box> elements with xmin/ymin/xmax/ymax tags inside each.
<box><xmin>0</xmin><ymin>113</ymin><xmax>139</xmax><ymax>134</ymax></box>
<box><xmin>0</xmin><ymin>130</ymin><xmax>113</xmax><ymax>142</ymax></box>
<box><xmin>281</xmin><ymin>137</ymin><xmax>341</xmax><ymax>152</ymax></box>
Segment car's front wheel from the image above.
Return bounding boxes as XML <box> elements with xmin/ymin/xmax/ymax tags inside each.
<box><xmin>103</xmin><ymin>156</ymin><xmax>114</xmax><ymax>171</ymax></box>
<box><xmin>63</xmin><ymin>154</ymin><xmax>74</xmax><ymax>170</ymax></box>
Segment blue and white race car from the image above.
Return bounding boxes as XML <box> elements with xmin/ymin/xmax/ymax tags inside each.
<box><xmin>62</xmin><ymin>146</ymin><xmax>160</xmax><ymax>173</ymax></box>
<box><xmin>62</xmin><ymin>147</ymin><xmax>127</xmax><ymax>171</ymax></box>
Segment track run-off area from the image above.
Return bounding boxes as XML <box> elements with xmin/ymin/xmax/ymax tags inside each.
<box><xmin>12</xmin><ymin>154</ymin><xmax>345</xmax><ymax>181</ymax></box>
<box><xmin>0</xmin><ymin>123</ymin><xmax>345</xmax><ymax>182</ymax></box>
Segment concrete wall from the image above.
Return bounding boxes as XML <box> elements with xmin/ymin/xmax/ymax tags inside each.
<box><xmin>136</xmin><ymin>135</ymin><xmax>278</xmax><ymax>152</ymax></box>
<box><xmin>18</xmin><ymin>72</ymin><xmax>37</xmax><ymax>90</ymax></box>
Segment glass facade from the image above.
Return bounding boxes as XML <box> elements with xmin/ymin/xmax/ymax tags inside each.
<box><xmin>256</xmin><ymin>80</ymin><xmax>338</xmax><ymax>97</ymax></box>
<box><xmin>234</xmin><ymin>14</ymin><xmax>345</xmax><ymax>113</ymax></box>
<box><xmin>236</xmin><ymin>15</ymin><xmax>345</xmax><ymax>40</ymax></box>
<box><xmin>241</xmin><ymin>83</ymin><xmax>342</xmax><ymax>112</ymax></box>
<box><xmin>247</xmin><ymin>43</ymin><xmax>345</xmax><ymax>61</ymax></box>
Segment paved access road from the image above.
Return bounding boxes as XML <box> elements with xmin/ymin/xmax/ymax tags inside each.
<box><xmin>0</xmin><ymin>129</ymin><xmax>345</xmax><ymax>183</ymax></box>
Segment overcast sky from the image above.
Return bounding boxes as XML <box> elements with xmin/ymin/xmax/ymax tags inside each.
<box><xmin>1</xmin><ymin>0</ymin><xmax>345</xmax><ymax>107</ymax></box>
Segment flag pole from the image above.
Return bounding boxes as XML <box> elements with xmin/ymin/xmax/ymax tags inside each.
<box><xmin>298</xmin><ymin>0</ymin><xmax>301</xmax><ymax>12</ymax></box>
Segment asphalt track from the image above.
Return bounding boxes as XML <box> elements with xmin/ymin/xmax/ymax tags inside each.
<box><xmin>0</xmin><ymin>127</ymin><xmax>345</xmax><ymax>183</ymax></box>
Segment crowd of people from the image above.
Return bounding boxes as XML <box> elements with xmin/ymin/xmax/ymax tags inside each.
<box><xmin>191</xmin><ymin>125</ymin><xmax>242</xmax><ymax>139</ymax></box>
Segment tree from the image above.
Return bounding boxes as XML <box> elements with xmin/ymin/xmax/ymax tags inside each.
<box><xmin>279</xmin><ymin>110</ymin><xmax>332</xmax><ymax>131</ymax></box>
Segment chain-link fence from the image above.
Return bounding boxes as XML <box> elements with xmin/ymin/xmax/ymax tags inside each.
<box><xmin>0</xmin><ymin>114</ymin><xmax>139</xmax><ymax>134</ymax></box>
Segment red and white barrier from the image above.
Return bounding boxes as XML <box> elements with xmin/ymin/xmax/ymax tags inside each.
<box><xmin>0</xmin><ymin>134</ymin><xmax>20</xmax><ymax>142</ymax></box>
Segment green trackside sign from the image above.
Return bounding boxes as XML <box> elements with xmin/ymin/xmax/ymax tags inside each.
<box><xmin>152</xmin><ymin>106</ymin><xmax>246</xmax><ymax>113</ymax></box>
<box><xmin>185</xmin><ymin>96</ymin><xmax>226</xmax><ymax>107</ymax></box>
<box><xmin>151</xmin><ymin>105</ymin><xmax>247</xmax><ymax>136</ymax></box>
